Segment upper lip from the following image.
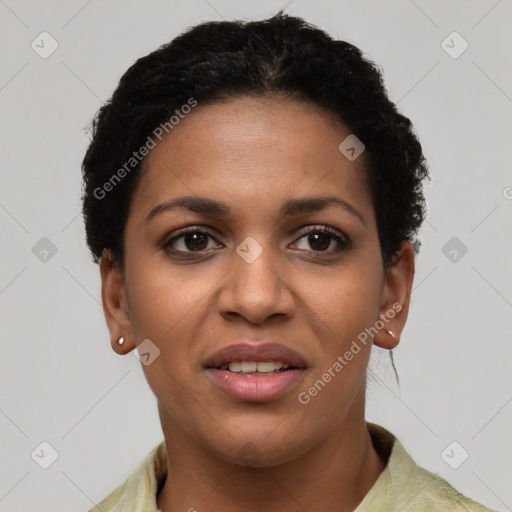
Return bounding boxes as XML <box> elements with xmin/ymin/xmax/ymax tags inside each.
<box><xmin>205</xmin><ymin>342</ymin><xmax>307</xmax><ymax>369</ymax></box>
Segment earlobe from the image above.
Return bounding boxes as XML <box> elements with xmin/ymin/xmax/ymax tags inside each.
<box><xmin>110</xmin><ymin>334</ymin><xmax>134</xmax><ymax>355</ymax></box>
<box><xmin>377</xmin><ymin>327</ymin><xmax>400</xmax><ymax>350</ymax></box>
<box><xmin>373</xmin><ymin>241</ymin><xmax>415</xmax><ymax>350</ymax></box>
<box><xmin>99</xmin><ymin>249</ymin><xmax>135</xmax><ymax>355</ymax></box>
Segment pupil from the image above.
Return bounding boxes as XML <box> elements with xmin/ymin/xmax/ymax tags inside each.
<box><xmin>185</xmin><ymin>233</ymin><xmax>207</xmax><ymax>250</ymax></box>
<box><xmin>308</xmin><ymin>233</ymin><xmax>330</xmax><ymax>251</ymax></box>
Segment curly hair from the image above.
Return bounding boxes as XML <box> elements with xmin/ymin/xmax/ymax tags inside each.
<box><xmin>82</xmin><ymin>12</ymin><xmax>429</xmax><ymax>269</ymax></box>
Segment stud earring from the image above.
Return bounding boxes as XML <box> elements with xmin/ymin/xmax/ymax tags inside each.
<box><xmin>384</xmin><ymin>329</ymin><xmax>395</xmax><ymax>339</ymax></box>
<box><xmin>117</xmin><ymin>336</ymin><xmax>125</xmax><ymax>346</ymax></box>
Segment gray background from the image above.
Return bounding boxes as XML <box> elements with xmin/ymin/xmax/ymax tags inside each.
<box><xmin>1</xmin><ymin>0</ymin><xmax>511</xmax><ymax>510</ymax></box>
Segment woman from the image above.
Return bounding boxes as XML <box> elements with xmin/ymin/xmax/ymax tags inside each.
<box><xmin>82</xmin><ymin>13</ymin><xmax>494</xmax><ymax>512</ymax></box>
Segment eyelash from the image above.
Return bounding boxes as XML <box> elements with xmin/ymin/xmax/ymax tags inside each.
<box><xmin>163</xmin><ymin>225</ymin><xmax>350</xmax><ymax>257</ymax></box>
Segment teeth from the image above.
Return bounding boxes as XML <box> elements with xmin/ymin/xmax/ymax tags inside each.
<box><xmin>240</xmin><ymin>361</ymin><xmax>257</xmax><ymax>372</ymax></box>
<box><xmin>228</xmin><ymin>362</ymin><xmax>242</xmax><ymax>372</ymax></box>
<box><xmin>226</xmin><ymin>361</ymin><xmax>290</xmax><ymax>373</ymax></box>
<box><xmin>256</xmin><ymin>362</ymin><xmax>276</xmax><ymax>372</ymax></box>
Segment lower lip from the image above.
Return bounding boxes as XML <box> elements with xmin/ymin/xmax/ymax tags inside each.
<box><xmin>206</xmin><ymin>368</ymin><xmax>305</xmax><ymax>402</ymax></box>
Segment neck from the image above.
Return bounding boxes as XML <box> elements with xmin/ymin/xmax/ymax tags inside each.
<box><xmin>156</xmin><ymin>412</ymin><xmax>386</xmax><ymax>512</ymax></box>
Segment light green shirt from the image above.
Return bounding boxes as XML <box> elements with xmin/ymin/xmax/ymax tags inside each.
<box><xmin>89</xmin><ymin>423</ymin><xmax>494</xmax><ymax>511</ymax></box>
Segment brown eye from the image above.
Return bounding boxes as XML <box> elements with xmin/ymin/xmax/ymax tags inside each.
<box><xmin>307</xmin><ymin>233</ymin><xmax>332</xmax><ymax>251</ymax></box>
<box><xmin>292</xmin><ymin>226</ymin><xmax>350</xmax><ymax>255</ymax></box>
<box><xmin>182</xmin><ymin>232</ymin><xmax>208</xmax><ymax>251</ymax></box>
<box><xmin>165</xmin><ymin>228</ymin><xmax>221</xmax><ymax>254</ymax></box>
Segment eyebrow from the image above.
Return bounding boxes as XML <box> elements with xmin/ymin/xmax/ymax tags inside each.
<box><xmin>145</xmin><ymin>195</ymin><xmax>366</xmax><ymax>226</ymax></box>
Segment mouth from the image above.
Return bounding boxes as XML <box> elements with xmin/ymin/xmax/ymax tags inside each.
<box><xmin>204</xmin><ymin>342</ymin><xmax>307</xmax><ymax>402</ymax></box>
<box><xmin>215</xmin><ymin>360</ymin><xmax>297</xmax><ymax>375</ymax></box>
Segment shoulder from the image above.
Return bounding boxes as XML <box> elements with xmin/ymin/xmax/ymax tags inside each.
<box><xmin>356</xmin><ymin>423</ymin><xmax>496</xmax><ymax>512</ymax></box>
<box><xmin>395</xmin><ymin>451</ymin><xmax>495</xmax><ymax>511</ymax></box>
<box><xmin>88</xmin><ymin>440</ymin><xmax>167</xmax><ymax>512</ymax></box>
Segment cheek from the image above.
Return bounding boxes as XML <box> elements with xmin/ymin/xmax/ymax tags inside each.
<box><xmin>125</xmin><ymin>259</ymin><xmax>213</xmax><ymax>341</ymax></box>
<box><xmin>298</xmin><ymin>267</ymin><xmax>382</xmax><ymax>344</ymax></box>
<box><xmin>124</xmin><ymin>260</ymin><xmax>220</xmax><ymax>388</ymax></box>
<box><xmin>126</xmin><ymin>267</ymin><xmax>207</xmax><ymax>414</ymax></box>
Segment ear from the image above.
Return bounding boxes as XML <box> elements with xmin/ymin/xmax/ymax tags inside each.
<box><xmin>99</xmin><ymin>249</ymin><xmax>135</xmax><ymax>355</ymax></box>
<box><xmin>373</xmin><ymin>241</ymin><xmax>415</xmax><ymax>350</ymax></box>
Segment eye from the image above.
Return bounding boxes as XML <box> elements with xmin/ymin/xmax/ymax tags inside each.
<box><xmin>291</xmin><ymin>226</ymin><xmax>350</xmax><ymax>255</ymax></box>
<box><xmin>163</xmin><ymin>225</ymin><xmax>349</xmax><ymax>257</ymax></box>
<box><xmin>164</xmin><ymin>227</ymin><xmax>222</xmax><ymax>253</ymax></box>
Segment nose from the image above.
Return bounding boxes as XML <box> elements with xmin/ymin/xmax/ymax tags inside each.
<box><xmin>217</xmin><ymin>240</ymin><xmax>296</xmax><ymax>325</ymax></box>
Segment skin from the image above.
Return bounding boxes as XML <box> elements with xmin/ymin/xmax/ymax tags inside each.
<box><xmin>100</xmin><ymin>96</ymin><xmax>415</xmax><ymax>512</ymax></box>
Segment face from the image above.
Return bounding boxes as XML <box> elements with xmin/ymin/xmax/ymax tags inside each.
<box><xmin>101</xmin><ymin>96</ymin><xmax>413</xmax><ymax>467</ymax></box>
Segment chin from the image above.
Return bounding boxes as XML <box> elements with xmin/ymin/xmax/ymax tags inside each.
<box><xmin>204</xmin><ymin>424</ymin><xmax>314</xmax><ymax>468</ymax></box>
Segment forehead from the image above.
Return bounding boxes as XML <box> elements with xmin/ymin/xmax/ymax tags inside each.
<box><xmin>132</xmin><ymin>96</ymin><xmax>372</xmax><ymax>219</ymax></box>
